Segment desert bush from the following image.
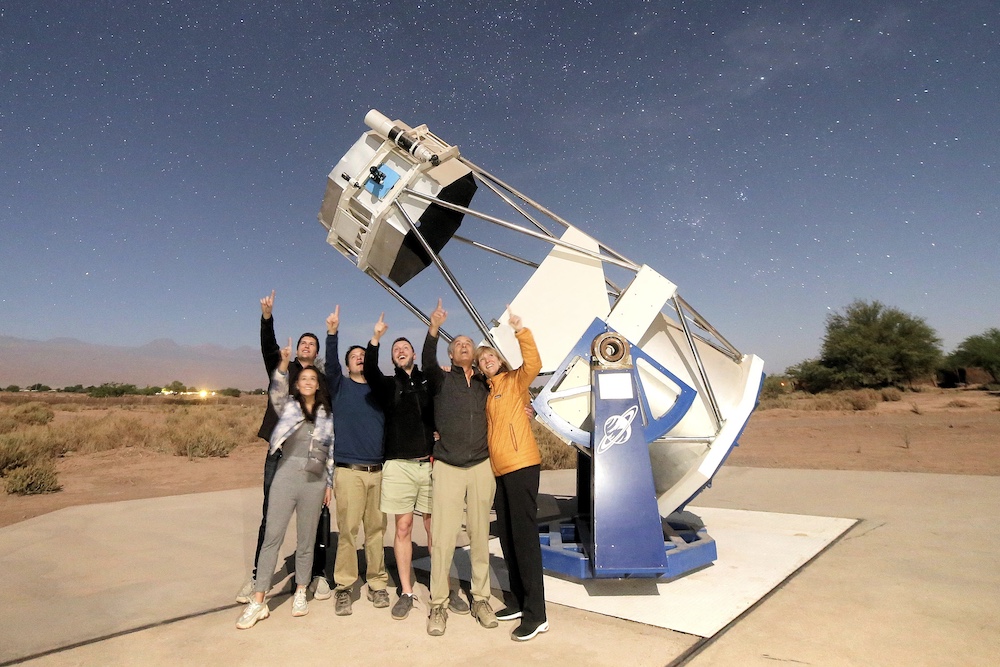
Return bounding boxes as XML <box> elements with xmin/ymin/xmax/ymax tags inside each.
<box><xmin>761</xmin><ymin>375</ymin><xmax>793</xmax><ymax>399</ymax></box>
<box><xmin>162</xmin><ymin>407</ymin><xmax>252</xmax><ymax>458</ymax></box>
<box><xmin>842</xmin><ymin>389</ymin><xmax>879</xmax><ymax>411</ymax></box>
<box><xmin>4</xmin><ymin>462</ymin><xmax>61</xmax><ymax>495</ymax></box>
<box><xmin>945</xmin><ymin>399</ymin><xmax>975</xmax><ymax>408</ymax></box>
<box><xmin>880</xmin><ymin>387</ymin><xmax>903</xmax><ymax>402</ymax></box>
<box><xmin>0</xmin><ymin>415</ymin><xmax>16</xmax><ymax>435</ymax></box>
<box><xmin>0</xmin><ymin>436</ymin><xmax>32</xmax><ymax>474</ymax></box>
<box><xmin>757</xmin><ymin>396</ymin><xmax>792</xmax><ymax>410</ymax></box>
<box><xmin>535</xmin><ymin>422</ymin><xmax>576</xmax><ymax>470</ymax></box>
<box><xmin>9</xmin><ymin>402</ymin><xmax>55</xmax><ymax>427</ymax></box>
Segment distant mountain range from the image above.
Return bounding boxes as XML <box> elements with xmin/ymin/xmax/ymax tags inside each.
<box><xmin>0</xmin><ymin>335</ymin><xmax>265</xmax><ymax>391</ymax></box>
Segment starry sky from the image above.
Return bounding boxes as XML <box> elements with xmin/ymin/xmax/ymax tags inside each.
<box><xmin>3</xmin><ymin>0</ymin><xmax>998</xmax><ymax>376</ymax></box>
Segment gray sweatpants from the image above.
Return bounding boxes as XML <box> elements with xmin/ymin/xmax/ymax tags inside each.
<box><xmin>254</xmin><ymin>454</ymin><xmax>326</xmax><ymax>593</ymax></box>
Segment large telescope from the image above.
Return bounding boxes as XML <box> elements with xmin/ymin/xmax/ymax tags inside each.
<box><xmin>318</xmin><ymin>111</ymin><xmax>764</xmax><ymax>579</ymax></box>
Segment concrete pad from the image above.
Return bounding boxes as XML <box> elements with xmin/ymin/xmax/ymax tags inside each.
<box><xmin>531</xmin><ymin>507</ymin><xmax>856</xmax><ymax>637</ymax></box>
<box><xmin>1</xmin><ymin>467</ymin><xmax>998</xmax><ymax>666</ymax></box>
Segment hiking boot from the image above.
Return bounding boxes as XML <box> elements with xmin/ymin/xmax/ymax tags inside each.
<box><xmin>426</xmin><ymin>605</ymin><xmax>447</xmax><ymax>636</ymax></box>
<box><xmin>391</xmin><ymin>593</ymin><xmax>415</xmax><ymax>620</ymax></box>
<box><xmin>235</xmin><ymin>576</ymin><xmax>254</xmax><ymax>604</ymax></box>
<box><xmin>367</xmin><ymin>587</ymin><xmax>390</xmax><ymax>608</ymax></box>
<box><xmin>335</xmin><ymin>589</ymin><xmax>353</xmax><ymax>616</ymax></box>
<box><xmin>511</xmin><ymin>619</ymin><xmax>549</xmax><ymax>641</ymax></box>
<box><xmin>496</xmin><ymin>606</ymin><xmax>522</xmax><ymax>621</ymax></box>
<box><xmin>471</xmin><ymin>599</ymin><xmax>498</xmax><ymax>629</ymax></box>
<box><xmin>291</xmin><ymin>588</ymin><xmax>309</xmax><ymax>617</ymax></box>
<box><xmin>235</xmin><ymin>599</ymin><xmax>269</xmax><ymax>629</ymax></box>
<box><xmin>448</xmin><ymin>588</ymin><xmax>470</xmax><ymax>614</ymax></box>
<box><xmin>311</xmin><ymin>576</ymin><xmax>331</xmax><ymax>600</ymax></box>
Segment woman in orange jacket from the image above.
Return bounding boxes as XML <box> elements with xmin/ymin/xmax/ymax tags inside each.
<box><xmin>475</xmin><ymin>310</ymin><xmax>547</xmax><ymax>641</ymax></box>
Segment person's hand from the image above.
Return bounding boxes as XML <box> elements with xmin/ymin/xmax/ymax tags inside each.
<box><xmin>524</xmin><ymin>402</ymin><xmax>535</xmax><ymax>419</ymax></box>
<box><xmin>429</xmin><ymin>298</ymin><xmax>447</xmax><ymax>335</ymax></box>
<box><xmin>326</xmin><ymin>305</ymin><xmax>340</xmax><ymax>335</ymax></box>
<box><xmin>507</xmin><ymin>305</ymin><xmax>522</xmax><ymax>332</ymax></box>
<box><xmin>278</xmin><ymin>338</ymin><xmax>292</xmax><ymax>371</ymax></box>
<box><xmin>260</xmin><ymin>290</ymin><xmax>275</xmax><ymax>319</ymax></box>
<box><xmin>324</xmin><ymin>486</ymin><xmax>332</xmax><ymax>507</ymax></box>
<box><xmin>372</xmin><ymin>312</ymin><xmax>388</xmax><ymax>344</ymax></box>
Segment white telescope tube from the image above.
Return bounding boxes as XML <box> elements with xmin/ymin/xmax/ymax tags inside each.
<box><xmin>364</xmin><ymin>109</ymin><xmax>439</xmax><ymax>165</ymax></box>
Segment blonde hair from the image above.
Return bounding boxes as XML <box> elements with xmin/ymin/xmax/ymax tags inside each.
<box><xmin>474</xmin><ymin>345</ymin><xmax>511</xmax><ymax>374</ymax></box>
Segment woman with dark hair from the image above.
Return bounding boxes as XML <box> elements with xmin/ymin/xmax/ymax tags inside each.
<box><xmin>237</xmin><ymin>338</ymin><xmax>335</xmax><ymax>629</ymax></box>
<box><xmin>475</xmin><ymin>310</ymin><xmax>548</xmax><ymax>641</ymax></box>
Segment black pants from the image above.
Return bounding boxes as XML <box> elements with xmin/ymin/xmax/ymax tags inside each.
<box><xmin>254</xmin><ymin>448</ymin><xmax>328</xmax><ymax>582</ymax></box>
<box><xmin>494</xmin><ymin>464</ymin><xmax>546</xmax><ymax>624</ymax></box>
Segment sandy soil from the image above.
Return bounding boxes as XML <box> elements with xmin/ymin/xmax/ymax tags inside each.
<box><xmin>1</xmin><ymin>388</ymin><xmax>997</xmax><ymax>528</ymax></box>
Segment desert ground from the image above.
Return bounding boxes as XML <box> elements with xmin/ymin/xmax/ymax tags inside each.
<box><xmin>1</xmin><ymin>388</ymin><xmax>997</xmax><ymax>528</ymax></box>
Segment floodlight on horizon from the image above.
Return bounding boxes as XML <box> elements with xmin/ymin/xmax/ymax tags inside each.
<box><xmin>318</xmin><ymin>110</ymin><xmax>765</xmax><ymax>579</ymax></box>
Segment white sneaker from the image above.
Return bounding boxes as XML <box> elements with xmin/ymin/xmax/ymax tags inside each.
<box><xmin>236</xmin><ymin>599</ymin><xmax>269</xmax><ymax>629</ymax></box>
<box><xmin>292</xmin><ymin>588</ymin><xmax>309</xmax><ymax>617</ymax></box>
<box><xmin>235</xmin><ymin>576</ymin><xmax>254</xmax><ymax>604</ymax></box>
<box><xmin>311</xmin><ymin>576</ymin><xmax>331</xmax><ymax>600</ymax></box>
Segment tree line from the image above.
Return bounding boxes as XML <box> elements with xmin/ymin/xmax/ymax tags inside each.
<box><xmin>785</xmin><ymin>299</ymin><xmax>1000</xmax><ymax>392</ymax></box>
<box><xmin>1</xmin><ymin>380</ymin><xmax>263</xmax><ymax>398</ymax></box>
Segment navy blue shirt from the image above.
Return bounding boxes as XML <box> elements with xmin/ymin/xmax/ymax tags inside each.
<box><xmin>325</xmin><ymin>332</ymin><xmax>385</xmax><ymax>465</ymax></box>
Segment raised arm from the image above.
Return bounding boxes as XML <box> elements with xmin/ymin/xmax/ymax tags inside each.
<box><xmin>509</xmin><ymin>309</ymin><xmax>542</xmax><ymax>393</ymax></box>
<box><xmin>260</xmin><ymin>289</ymin><xmax>280</xmax><ymax>376</ymax></box>
<box><xmin>422</xmin><ymin>299</ymin><xmax>447</xmax><ymax>390</ymax></box>
<box><xmin>363</xmin><ymin>313</ymin><xmax>394</xmax><ymax>406</ymax></box>
<box><xmin>324</xmin><ymin>306</ymin><xmax>343</xmax><ymax>397</ymax></box>
<box><xmin>268</xmin><ymin>338</ymin><xmax>293</xmax><ymax>411</ymax></box>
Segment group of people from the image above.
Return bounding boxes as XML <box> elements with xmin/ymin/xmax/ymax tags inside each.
<box><xmin>235</xmin><ymin>291</ymin><xmax>548</xmax><ymax>642</ymax></box>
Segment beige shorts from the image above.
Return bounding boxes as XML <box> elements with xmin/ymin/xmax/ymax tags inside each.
<box><xmin>379</xmin><ymin>458</ymin><xmax>433</xmax><ymax>515</ymax></box>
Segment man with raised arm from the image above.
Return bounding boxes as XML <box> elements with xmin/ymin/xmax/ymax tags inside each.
<box><xmin>236</xmin><ymin>290</ymin><xmax>326</xmax><ymax>603</ymax></box>
<box><xmin>421</xmin><ymin>299</ymin><xmax>499</xmax><ymax>636</ymax></box>
<box><xmin>364</xmin><ymin>313</ymin><xmax>470</xmax><ymax>621</ymax></box>
<box><xmin>325</xmin><ymin>305</ymin><xmax>390</xmax><ymax>616</ymax></box>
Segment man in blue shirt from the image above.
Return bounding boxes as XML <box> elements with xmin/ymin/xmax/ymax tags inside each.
<box><xmin>324</xmin><ymin>305</ymin><xmax>390</xmax><ymax>615</ymax></box>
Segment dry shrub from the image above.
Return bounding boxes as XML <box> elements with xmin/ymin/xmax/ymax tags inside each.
<box><xmin>910</xmin><ymin>402</ymin><xmax>923</xmax><ymax>415</ymax></box>
<box><xmin>811</xmin><ymin>396</ymin><xmax>842</xmax><ymax>411</ymax></box>
<box><xmin>945</xmin><ymin>399</ymin><xmax>975</xmax><ymax>408</ymax></box>
<box><xmin>0</xmin><ymin>402</ymin><xmax>55</xmax><ymax>433</ymax></box>
<box><xmin>534</xmin><ymin>422</ymin><xmax>576</xmax><ymax>470</ymax></box>
<box><xmin>880</xmin><ymin>387</ymin><xmax>903</xmax><ymax>402</ymax></box>
<box><xmin>4</xmin><ymin>461</ymin><xmax>61</xmax><ymax>495</ymax></box>
<box><xmin>0</xmin><ymin>435</ymin><xmax>31</xmax><ymax>474</ymax></box>
<box><xmin>842</xmin><ymin>389</ymin><xmax>879</xmax><ymax>411</ymax></box>
<box><xmin>757</xmin><ymin>396</ymin><xmax>792</xmax><ymax>410</ymax></box>
<box><xmin>0</xmin><ymin>415</ymin><xmax>17</xmax><ymax>435</ymax></box>
<box><xmin>162</xmin><ymin>407</ymin><xmax>253</xmax><ymax>458</ymax></box>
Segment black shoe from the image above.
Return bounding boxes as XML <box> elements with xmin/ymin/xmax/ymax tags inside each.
<box><xmin>511</xmin><ymin>620</ymin><xmax>549</xmax><ymax>641</ymax></box>
<box><xmin>496</xmin><ymin>606</ymin><xmax>522</xmax><ymax>621</ymax></box>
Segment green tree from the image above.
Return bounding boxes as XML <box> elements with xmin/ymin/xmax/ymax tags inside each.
<box><xmin>946</xmin><ymin>328</ymin><xmax>1000</xmax><ymax>381</ymax></box>
<box><xmin>4</xmin><ymin>385</ymin><xmax>20</xmax><ymax>393</ymax></box>
<box><xmin>219</xmin><ymin>387</ymin><xmax>242</xmax><ymax>397</ymax></box>
<box><xmin>790</xmin><ymin>300</ymin><xmax>941</xmax><ymax>391</ymax></box>
<box><xmin>166</xmin><ymin>380</ymin><xmax>186</xmax><ymax>394</ymax></box>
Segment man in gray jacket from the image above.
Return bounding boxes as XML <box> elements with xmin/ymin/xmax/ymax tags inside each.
<box><xmin>421</xmin><ymin>299</ymin><xmax>499</xmax><ymax>636</ymax></box>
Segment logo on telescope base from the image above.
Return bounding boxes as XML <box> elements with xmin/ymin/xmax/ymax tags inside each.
<box><xmin>595</xmin><ymin>405</ymin><xmax>639</xmax><ymax>454</ymax></box>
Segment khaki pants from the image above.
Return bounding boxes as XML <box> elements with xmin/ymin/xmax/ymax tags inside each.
<box><xmin>429</xmin><ymin>459</ymin><xmax>496</xmax><ymax>607</ymax></box>
<box><xmin>333</xmin><ymin>468</ymin><xmax>388</xmax><ymax>592</ymax></box>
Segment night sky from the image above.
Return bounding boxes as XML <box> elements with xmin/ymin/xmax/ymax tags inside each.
<box><xmin>3</xmin><ymin>0</ymin><xmax>998</xmax><ymax>375</ymax></box>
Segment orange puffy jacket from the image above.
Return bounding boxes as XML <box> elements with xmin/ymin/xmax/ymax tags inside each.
<box><xmin>484</xmin><ymin>328</ymin><xmax>543</xmax><ymax>476</ymax></box>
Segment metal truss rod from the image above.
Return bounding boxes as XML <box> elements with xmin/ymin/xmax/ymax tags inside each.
<box><xmin>392</xmin><ymin>201</ymin><xmax>501</xmax><ymax>353</ymax></box>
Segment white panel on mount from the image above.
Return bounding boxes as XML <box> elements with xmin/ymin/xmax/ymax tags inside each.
<box><xmin>605</xmin><ymin>265</ymin><xmax>677</xmax><ymax>343</ymax></box>
<box><xmin>488</xmin><ymin>227</ymin><xmax>609</xmax><ymax>373</ymax></box>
